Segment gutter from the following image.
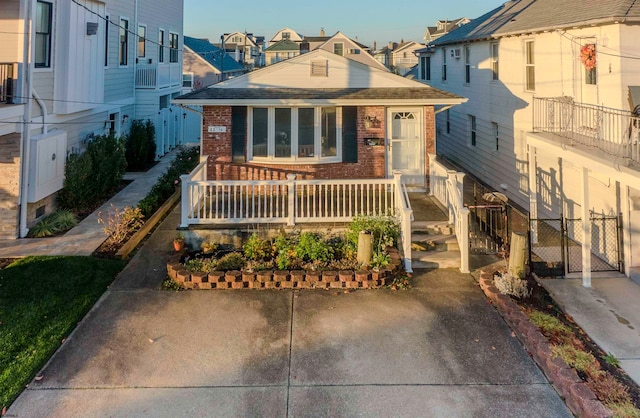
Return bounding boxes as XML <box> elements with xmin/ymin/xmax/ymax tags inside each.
<box><xmin>19</xmin><ymin>0</ymin><xmax>33</xmax><ymax>238</ymax></box>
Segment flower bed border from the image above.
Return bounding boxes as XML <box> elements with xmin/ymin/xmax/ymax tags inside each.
<box><xmin>166</xmin><ymin>247</ymin><xmax>403</xmax><ymax>290</ymax></box>
<box><xmin>478</xmin><ymin>270</ymin><xmax>612</xmax><ymax>418</ymax></box>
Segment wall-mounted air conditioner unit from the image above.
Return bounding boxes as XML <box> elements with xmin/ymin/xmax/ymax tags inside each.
<box><xmin>453</xmin><ymin>48</ymin><xmax>462</xmax><ymax>59</ymax></box>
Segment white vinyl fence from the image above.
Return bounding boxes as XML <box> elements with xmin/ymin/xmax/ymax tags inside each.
<box><xmin>180</xmin><ymin>164</ymin><xmax>413</xmax><ymax>272</ymax></box>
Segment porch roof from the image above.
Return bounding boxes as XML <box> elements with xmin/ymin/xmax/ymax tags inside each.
<box><xmin>173</xmin><ymin>87</ymin><xmax>466</xmax><ymax>106</ymax></box>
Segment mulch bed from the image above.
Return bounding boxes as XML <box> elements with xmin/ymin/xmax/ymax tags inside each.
<box><xmin>498</xmin><ymin>271</ymin><xmax>640</xmax><ymax>411</ymax></box>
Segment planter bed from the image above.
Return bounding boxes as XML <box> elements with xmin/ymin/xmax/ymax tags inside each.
<box><xmin>166</xmin><ymin>246</ymin><xmax>404</xmax><ymax>290</ymax></box>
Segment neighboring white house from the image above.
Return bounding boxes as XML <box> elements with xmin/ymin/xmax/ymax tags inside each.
<box><xmin>0</xmin><ymin>0</ymin><xmax>185</xmax><ymax>239</ymax></box>
<box><xmin>222</xmin><ymin>31</ymin><xmax>265</xmax><ymax>69</ymax></box>
<box><xmin>316</xmin><ymin>32</ymin><xmax>387</xmax><ymax>71</ymax></box>
<box><xmin>418</xmin><ymin>0</ymin><xmax>640</xmax><ymax>283</ymax></box>
<box><xmin>269</xmin><ymin>27</ymin><xmax>304</xmax><ymax>44</ymax></box>
<box><xmin>423</xmin><ymin>18</ymin><xmax>471</xmax><ymax>43</ymax></box>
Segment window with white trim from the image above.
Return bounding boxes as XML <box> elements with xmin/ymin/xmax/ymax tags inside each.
<box><xmin>119</xmin><ymin>18</ymin><xmax>128</xmax><ymax>66</ymax></box>
<box><xmin>35</xmin><ymin>1</ymin><xmax>53</xmax><ymax>68</ymax></box>
<box><xmin>137</xmin><ymin>25</ymin><xmax>146</xmax><ymax>58</ymax></box>
<box><xmin>442</xmin><ymin>48</ymin><xmax>447</xmax><ymax>81</ymax></box>
<box><xmin>249</xmin><ymin>107</ymin><xmax>343</xmax><ymax>162</ymax></box>
<box><xmin>334</xmin><ymin>43</ymin><xmax>344</xmax><ymax>56</ymax></box>
<box><xmin>420</xmin><ymin>56</ymin><xmax>431</xmax><ymax>81</ymax></box>
<box><xmin>490</xmin><ymin>42</ymin><xmax>499</xmax><ymax>80</ymax></box>
<box><xmin>469</xmin><ymin>115</ymin><xmax>476</xmax><ymax>146</ymax></box>
<box><xmin>169</xmin><ymin>32</ymin><xmax>179</xmax><ymax>63</ymax></box>
<box><xmin>525</xmin><ymin>40</ymin><xmax>535</xmax><ymax>91</ymax></box>
<box><xmin>158</xmin><ymin>29</ymin><xmax>165</xmax><ymax>63</ymax></box>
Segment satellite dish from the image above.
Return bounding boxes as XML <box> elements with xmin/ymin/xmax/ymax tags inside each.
<box><xmin>483</xmin><ymin>192</ymin><xmax>508</xmax><ymax>203</ymax></box>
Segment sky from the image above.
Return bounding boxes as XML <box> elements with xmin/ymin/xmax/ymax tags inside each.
<box><xmin>183</xmin><ymin>0</ymin><xmax>499</xmax><ymax>48</ymax></box>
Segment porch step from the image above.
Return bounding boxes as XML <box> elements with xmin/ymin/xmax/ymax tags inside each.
<box><xmin>412</xmin><ymin>249</ymin><xmax>461</xmax><ymax>269</ymax></box>
<box><xmin>412</xmin><ymin>220</ymin><xmax>454</xmax><ymax>236</ymax></box>
<box><xmin>412</xmin><ymin>233</ymin><xmax>459</xmax><ymax>252</ymax></box>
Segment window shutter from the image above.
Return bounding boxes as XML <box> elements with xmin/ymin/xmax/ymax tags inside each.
<box><xmin>342</xmin><ymin>106</ymin><xmax>358</xmax><ymax>163</ymax></box>
<box><xmin>231</xmin><ymin>106</ymin><xmax>247</xmax><ymax>163</ymax></box>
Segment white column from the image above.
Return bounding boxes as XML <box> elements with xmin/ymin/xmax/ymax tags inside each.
<box><xmin>529</xmin><ymin>145</ymin><xmax>538</xmax><ymax>243</ymax></box>
<box><xmin>581</xmin><ymin>167</ymin><xmax>592</xmax><ymax>288</ymax></box>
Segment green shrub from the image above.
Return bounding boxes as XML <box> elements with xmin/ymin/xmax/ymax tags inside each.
<box><xmin>294</xmin><ymin>232</ymin><xmax>333</xmax><ymax>262</ymax></box>
<box><xmin>216</xmin><ymin>252</ymin><xmax>245</xmax><ymax>270</ymax></box>
<box><xmin>28</xmin><ymin>210</ymin><xmax>78</xmax><ymax>238</ymax></box>
<box><xmin>137</xmin><ymin>146</ymin><xmax>199</xmax><ymax>218</ymax></box>
<box><xmin>58</xmin><ymin>133</ymin><xmax>125</xmax><ymax>213</ymax></box>
<box><xmin>527</xmin><ymin>310</ymin><xmax>572</xmax><ymax>341</ymax></box>
<box><xmin>243</xmin><ymin>233</ymin><xmax>271</xmax><ymax>261</ymax></box>
<box><xmin>125</xmin><ymin>119</ymin><xmax>157</xmax><ymax>171</ymax></box>
<box><xmin>551</xmin><ymin>344</ymin><xmax>599</xmax><ymax>374</ymax></box>
<box><xmin>345</xmin><ymin>215</ymin><xmax>400</xmax><ymax>254</ymax></box>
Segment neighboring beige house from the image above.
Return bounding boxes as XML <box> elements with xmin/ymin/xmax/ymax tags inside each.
<box><xmin>0</xmin><ymin>0</ymin><xmax>184</xmax><ymax>239</ymax></box>
<box><xmin>316</xmin><ymin>32</ymin><xmax>387</xmax><ymax>71</ymax></box>
<box><xmin>389</xmin><ymin>41</ymin><xmax>424</xmax><ymax>75</ymax></box>
<box><xmin>419</xmin><ymin>0</ymin><xmax>640</xmax><ymax>283</ymax></box>
<box><xmin>264</xmin><ymin>40</ymin><xmax>300</xmax><ymax>65</ymax></box>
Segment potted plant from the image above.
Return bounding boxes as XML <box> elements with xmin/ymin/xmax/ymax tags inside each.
<box><xmin>173</xmin><ymin>232</ymin><xmax>185</xmax><ymax>252</ymax></box>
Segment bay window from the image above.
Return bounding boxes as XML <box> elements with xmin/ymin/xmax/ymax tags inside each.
<box><xmin>249</xmin><ymin>106</ymin><xmax>343</xmax><ymax>162</ymax></box>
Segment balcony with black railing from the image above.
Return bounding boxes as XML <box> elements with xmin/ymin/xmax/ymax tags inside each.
<box><xmin>532</xmin><ymin>96</ymin><xmax>640</xmax><ymax>165</ymax></box>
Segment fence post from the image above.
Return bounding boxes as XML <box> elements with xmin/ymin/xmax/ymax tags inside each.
<box><xmin>428</xmin><ymin>153</ymin><xmax>437</xmax><ymax>196</ymax></box>
<box><xmin>180</xmin><ymin>174</ymin><xmax>190</xmax><ymax>228</ymax></box>
<box><xmin>460</xmin><ymin>207</ymin><xmax>470</xmax><ymax>273</ymax></box>
<box><xmin>446</xmin><ymin>170</ymin><xmax>456</xmax><ymax>224</ymax></box>
<box><xmin>286</xmin><ymin>173</ymin><xmax>296</xmax><ymax>226</ymax></box>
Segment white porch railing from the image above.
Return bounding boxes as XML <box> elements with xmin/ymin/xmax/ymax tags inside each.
<box><xmin>136</xmin><ymin>63</ymin><xmax>183</xmax><ymax>89</ymax></box>
<box><xmin>180</xmin><ymin>165</ymin><xmax>413</xmax><ymax>272</ymax></box>
<box><xmin>429</xmin><ymin>155</ymin><xmax>470</xmax><ymax>273</ymax></box>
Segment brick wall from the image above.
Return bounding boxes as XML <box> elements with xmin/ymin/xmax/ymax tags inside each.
<box><xmin>424</xmin><ymin>106</ymin><xmax>436</xmax><ymax>190</ymax></box>
<box><xmin>0</xmin><ymin>133</ymin><xmax>21</xmax><ymax>239</ymax></box>
<box><xmin>201</xmin><ymin>105</ymin><xmax>435</xmax><ymax>183</ymax></box>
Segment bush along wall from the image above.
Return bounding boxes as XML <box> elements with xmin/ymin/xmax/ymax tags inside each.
<box><xmin>58</xmin><ymin>133</ymin><xmax>126</xmax><ymax>214</ymax></box>
<box><xmin>125</xmin><ymin>119</ymin><xmax>156</xmax><ymax>171</ymax></box>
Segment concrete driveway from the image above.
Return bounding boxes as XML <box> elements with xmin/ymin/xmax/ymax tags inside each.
<box><xmin>7</xmin><ymin>264</ymin><xmax>571</xmax><ymax>417</ymax></box>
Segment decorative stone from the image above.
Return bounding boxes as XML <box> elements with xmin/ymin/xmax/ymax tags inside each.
<box><xmin>257</xmin><ymin>271</ymin><xmax>273</xmax><ymax>283</ymax></box>
<box><xmin>209</xmin><ymin>271</ymin><xmax>225</xmax><ymax>283</ymax></box>
<box><xmin>339</xmin><ymin>270</ymin><xmax>354</xmax><ymax>282</ymax></box>
<box><xmin>225</xmin><ymin>270</ymin><xmax>242</xmax><ymax>283</ymax></box>
<box><xmin>322</xmin><ymin>271</ymin><xmax>338</xmax><ymax>283</ymax></box>
<box><xmin>355</xmin><ymin>270</ymin><xmax>370</xmax><ymax>282</ymax></box>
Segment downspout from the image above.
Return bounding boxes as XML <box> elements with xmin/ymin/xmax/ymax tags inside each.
<box><xmin>32</xmin><ymin>90</ymin><xmax>47</xmax><ymax>134</ymax></box>
<box><xmin>19</xmin><ymin>0</ymin><xmax>33</xmax><ymax>238</ymax></box>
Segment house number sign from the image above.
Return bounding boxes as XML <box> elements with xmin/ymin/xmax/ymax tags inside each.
<box><xmin>207</xmin><ymin>126</ymin><xmax>227</xmax><ymax>133</ymax></box>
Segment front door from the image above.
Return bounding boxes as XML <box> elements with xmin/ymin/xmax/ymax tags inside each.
<box><xmin>387</xmin><ymin>108</ymin><xmax>425</xmax><ymax>188</ymax></box>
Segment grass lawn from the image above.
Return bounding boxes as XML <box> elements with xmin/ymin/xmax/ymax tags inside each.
<box><xmin>0</xmin><ymin>256</ymin><xmax>125</xmax><ymax>410</ymax></box>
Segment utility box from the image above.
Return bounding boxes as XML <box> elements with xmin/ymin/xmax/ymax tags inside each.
<box><xmin>28</xmin><ymin>130</ymin><xmax>67</xmax><ymax>203</ymax></box>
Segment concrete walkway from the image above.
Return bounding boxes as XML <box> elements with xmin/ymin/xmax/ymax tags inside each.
<box><xmin>6</xmin><ymin>205</ymin><xmax>571</xmax><ymax>416</ymax></box>
<box><xmin>541</xmin><ymin>277</ymin><xmax>640</xmax><ymax>385</ymax></box>
<box><xmin>0</xmin><ymin>147</ymin><xmax>183</xmax><ymax>257</ymax></box>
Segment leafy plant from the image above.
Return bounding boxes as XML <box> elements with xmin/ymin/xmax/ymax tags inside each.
<box><xmin>201</xmin><ymin>240</ymin><xmax>218</xmax><ymax>254</ymax></box>
<box><xmin>493</xmin><ymin>272</ymin><xmax>531</xmax><ymax>299</ymax></box>
<box><xmin>28</xmin><ymin>210</ymin><xmax>78</xmax><ymax>238</ymax></box>
<box><xmin>370</xmin><ymin>250</ymin><xmax>391</xmax><ymax>269</ymax></box>
<box><xmin>345</xmin><ymin>215</ymin><xmax>400</xmax><ymax>253</ymax></box>
<box><xmin>125</xmin><ymin>119</ymin><xmax>157</xmax><ymax>171</ymax></box>
<box><xmin>243</xmin><ymin>233</ymin><xmax>271</xmax><ymax>261</ymax></box>
<box><xmin>294</xmin><ymin>232</ymin><xmax>333</xmax><ymax>262</ymax></box>
<box><xmin>58</xmin><ymin>133</ymin><xmax>126</xmax><ymax>213</ymax></box>
<box><xmin>551</xmin><ymin>344</ymin><xmax>599</xmax><ymax>374</ymax></box>
<box><xmin>527</xmin><ymin>310</ymin><xmax>572</xmax><ymax>342</ymax></box>
<box><xmin>215</xmin><ymin>252</ymin><xmax>245</xmax><ymax>271</ymax></box>
<box><xmin>602</xmin><ymin>352</ymin><xmax>620</xmax><ymax>368</ymax></box>
<box><xmin>97</xmin><ymin>204</ymin><xmax>145</xmax><ymax>245</ymax></box>
<box><xmin>162</xmin><ymin>277</ymin><xmax>183</xmax><ymax>291</ymax></box>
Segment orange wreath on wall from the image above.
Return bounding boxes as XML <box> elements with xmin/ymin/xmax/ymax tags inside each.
<box><xmin>581</xmin><ymin>44</ymin><xmax>596</xmax><ymax>71</ymax></box>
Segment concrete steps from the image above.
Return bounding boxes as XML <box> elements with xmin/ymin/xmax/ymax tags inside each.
<box><xmin>411</xmin><ymin>221</ymin><xmax>461</xmax><ymax>269</ymax></box>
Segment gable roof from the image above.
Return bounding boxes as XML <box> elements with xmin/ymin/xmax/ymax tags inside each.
<box><xmin>432</xmin><ymin>0</ymin><xmax>640</xmax><ymax>46</ymax></box>
<box><xmin>270</xmin><ymin>27</ymin><xmax>304</xmax><ymax>43</ymax></box>
<box><xmin>223</xmin><ymin>32</ymin><xmax>258</xmax><ymax>48</ymax></box>
<box><xmin>174</xmin><ymin>49</ymin><xmax>465</xmax><ymax>106</ymax></box>
<box><xmin>317</xmin><ymin>32</ymin><xmax>388</xmax><ymax>71</ymax></box>
<box><xmin>184</xmin><ymin>36</ymin><xmax>244</xmax><ymax>72</ymax></box>
<box><xmin>265</xmin><ymin>39</ymin><xmax>300</xmax><ymax>52</ymax></box>
<box><xmin>393</xmin><ymin>41</ymin><xmax>424</xmax><ymax>54</ymax></box>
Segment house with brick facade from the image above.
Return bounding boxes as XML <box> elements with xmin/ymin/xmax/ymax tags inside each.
<box><xmin>173</xmin><ymin>48</ymin><xmax>466</xmax><ymax>189</ymax></box>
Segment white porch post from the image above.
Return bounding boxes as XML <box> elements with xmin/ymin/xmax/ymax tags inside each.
<box><xmin>529</xmin><ymin>145</ymin><xmax>538</xmax><ymax>243</ymax></box>
<box><xmin>286</xmin><ymin>174</ymin><xmax>296</xmax><ymax>226</ymax></box>
<box><xmin>428</xmin><ymin>153</ymin><xmax>436</xmax><ymax>196</ymax></box>
<box><xmin>581</xmin><ymin>167</ymin><xmax>592</xmax><ymax>287</ymax></box>
<box><xmin>180</xmin><ymin>174</ymin><xmax>190</xmax><ymax>228</ymax></box>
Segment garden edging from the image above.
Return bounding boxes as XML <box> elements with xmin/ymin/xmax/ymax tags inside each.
<box><xmin>166</xmin><ymin>247</ymin><xmax>403</xmax><ymax>290</ymax></box>
<box><xmin>478</xmin><ymin>270</ymin><xmax>613</xmax><ymax>418</ymax></box>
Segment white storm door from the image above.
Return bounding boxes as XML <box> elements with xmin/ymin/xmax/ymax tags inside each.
<box><xmin>387</xmin><ymin>108</ymin><xmax>424</xmax><ymax>187</ymax></box>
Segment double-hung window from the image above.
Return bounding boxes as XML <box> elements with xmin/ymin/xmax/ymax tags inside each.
<box><xmin>137</xmin><ymin>25</ymin><xmax>146</xmax><ymax>58</ymax></box>
<box><xmin>158</xmin><ymin>29</ymin><xmax>165</xmax><ymax>63</ymax></box>
<box><xmin>119</xmin><ymin>18</ymin><xmax>128</xmax><ymax>66</ymax></box>
<box><xmin>469</xmin><ymin>115</ymin><xmax>476</xmax><ymax>147</ymax></box>
<box><xmin>442</xmin><ymin>48</ymin><xmax>447</xmax><ymax>81</ymax></box>
<box><xmin>169</xmin><ymin>33</ymin><xmax>179</xmax><ymax>63</ymax></box>
<box><xmin>421</xmin><ymin>56</ymin><xmax>431</xmax><ymax>81</ymax></box>
<box><xmin>250</xmin><ymin>107</ymin><xmax>342</xmax><ymax>162</ymax></box>
<box><xmin>35</xmin><ymin>1</ymin><xmax>53</xmax><ymax>68</ymax></box>
<box><xmin>464</xmin><ymin>45</ymin><xmax>471</xmax><ymax>84</ymax></box>
<box><xmin>490</xmin><ymin>42</ymin><xmax>499</xmax><ymax>80</ymax></box>
<box><xmin>525</xmin><ymin>40</ymin><xmax>535</xmax><ymax>91</ymax></box>
<box><xmin>334</xmin><ymin>43</ymin><xmax>344</xmax><ymax>56</ymax></box>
